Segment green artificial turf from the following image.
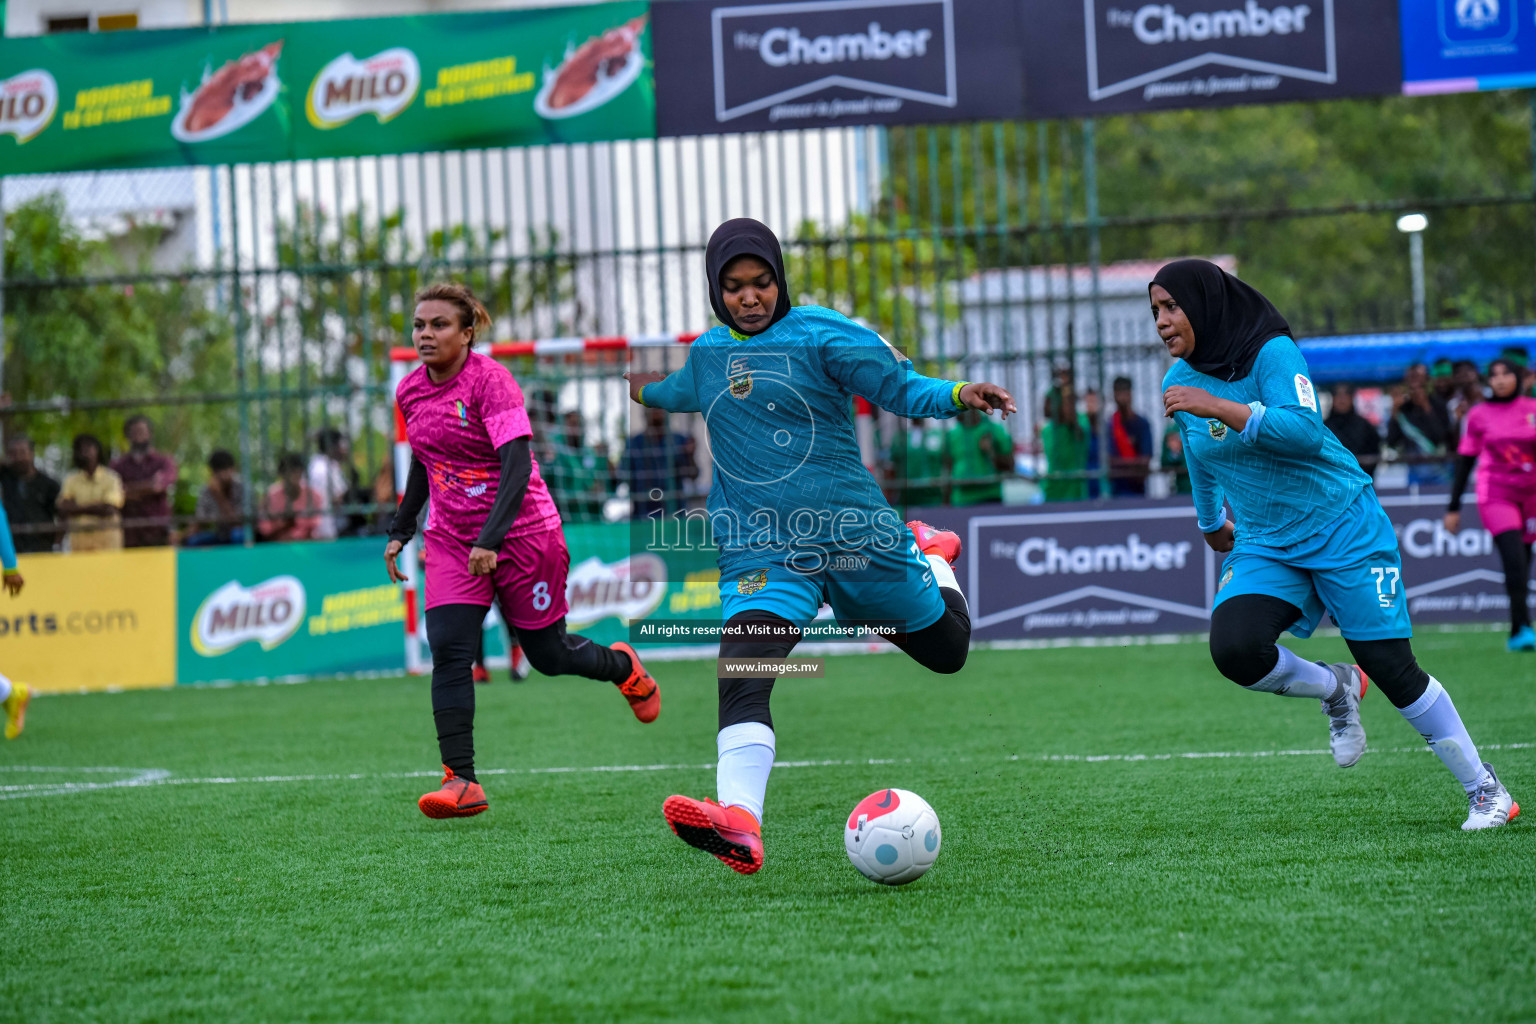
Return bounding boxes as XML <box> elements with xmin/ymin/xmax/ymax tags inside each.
<box><xmin>2</xmin><ymin>630</ymin><xmax>1532</xmax><ymax>1023</ymax></box>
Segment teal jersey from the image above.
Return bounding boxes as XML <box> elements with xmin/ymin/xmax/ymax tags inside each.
<box><xmin>1165</xmin><ymin>337</ymin><xmax>1370</xmax><ymax>549</ymax></box>
<box><xmin>641</xmin><ymin>305</ymin><xmax>966</xmax><ymax>576</ymax></box>
<box><xmin>0</xmin><ymin>496</ymin><xmax>16</xmax><ymax>572</ymax></box>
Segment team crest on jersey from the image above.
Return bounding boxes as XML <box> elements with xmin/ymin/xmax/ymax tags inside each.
<box><xmin>1207</xmin><ymin>419</ymin><xmax>1228</xmax><ymax>441</ymax></box>
<box><xmin>1218</xmin><ymin>566</ymin><xmax>1234</xmax><ymax>592</ymax></box>
<box><xmin>727</xmin><ymin>356</ymin><xmax>754</xmax><ymax>399</ymax></box>
<box><xmin>736</xmin><ymin>569</ymin><xmax>768</xmax><ymax>595</ymax></box>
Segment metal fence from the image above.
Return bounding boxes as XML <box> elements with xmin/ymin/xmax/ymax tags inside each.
<box><xmin>2</xmin><ymin>102</ymin><xmax>1533</xmax><ymax>545</ymax></box>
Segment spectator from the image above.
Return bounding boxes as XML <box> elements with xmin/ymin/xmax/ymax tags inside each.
<box><xmin>1107</xmin><ymin>376</ymin><xmax>1154</xmax><ymax>496</ymax></box>
<box><xmin>1040</xmin><ymin>369</ymin><xmax>1089</xmax><ymax>503</ymax></box>
<box><xmin>623</xmin><ymin>408</ymin><xmax>698</xmax><ymax>518</ymax></box>
<box><xmin>261</xmin><ymin>452</ymin><xmax>323</xmax><ymax>542</ymax></box>
<box><xmin>1324</xmin><ymin>383</ymin><xmax>1382</xmax><ymax>470</ymax></box>
<box><xmin>111</xmin><ymin>414</ymin><xmax>177</xmax><ymax>547</ymax></box>
<box><xmin>550</xmin><ymin>410</ymin><xmax>613</xmax><ymax>522</ymax></box>
<box><xmin>888</xmin><ymin>417</ymin><xmax>945</xmax><ymax>509</ymax></box>
<box><xmin>1387</xmin><ymin>361</ymin><xmax>1452</xmax><ymax>485</ymax></box>
<box><xmin>58</xmin><ymin>433</ymin><xmax>124</xmax><ymax>552</ymax></box>
<box><xmin>1160</xmin><ymin>423</ymin><xmax>1194</xmax><ymax>495</ymax></box>
<box><xmin>1431</xmin><ymin>357</ymin><xmax>1456</xmax><ymax>405</ymax></box>
<box><xmin>1083</xmin><ymin>389</ymin><xmax>1104</xmax><ymax>498</ymax></box>
<box><xmin>0</xmin><ymin>435</ymin><xmax>60</xmax><ymax>553</ymax></box>
<box><xmin>370</xmin><ymin>462</ymin><xmax>398</xmax><ymax>535</ymax></box>
<box><xmin>185</xmin><ymin>450</ymin><xmax>246</xmax><ymax>546</ymax></box>
<box><xmin>944</xmin><ymin>408</ymin><xmax>1012</xmax><ymax>506</ymax></box>
<box><xmin>1449</xmin><ymin>359</ymin><xmax>1483</xmax><ymax>434</ymax></box>
<box><xmin>306</xmin><ymin>428</ymin><xmax>350</xmax><ymax>540</ymax></box>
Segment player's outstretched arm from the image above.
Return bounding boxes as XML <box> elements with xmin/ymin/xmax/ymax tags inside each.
<box><xmin>822</xmin><ymin>321</ymin><xmax>1014</xmax><ymax>420</ymax></box>
<box><xmin>625</xmin><ymin>356</ymin><xmax>701</xmax><ymax>413</ymax></box>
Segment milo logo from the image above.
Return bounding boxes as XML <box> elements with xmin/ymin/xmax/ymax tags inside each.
<box><xmin>0</xmin><ymin>69</ymin><xmax>58</xmax><ymax>144</ymax></box>
<box><xmin>306</xmin><ymin>48</ymin><xmax>420</xmax><ymax>129</ymax></box>
<box><xmin>192</xmin><ymin>575</ymin><xmax>307</xmax><ymax>656</ymax></box>
<box><xmin>564</xmin><ymin>554</ymin><xmax>667</xmax><ymax>627</ymax></box>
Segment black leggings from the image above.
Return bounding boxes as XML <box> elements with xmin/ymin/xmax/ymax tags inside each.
<box><xmin>426</xmin><ymin>604</ymin><xmax>631</xmax><ymax>780</ymax></box>
<box><xmin>1492</xmin><ymin>530</ymin><xmax>1533</xmax><ymax>634</ymax></box>
<box><xmin>717</xmin><ymin>589</ymin><xmax>971</xmax><ymax>731</ymax></box>
<box><xmin>1209</xmin><ymin>593</ymin><xmax>1430</xmax><ymax>709</ymax></box>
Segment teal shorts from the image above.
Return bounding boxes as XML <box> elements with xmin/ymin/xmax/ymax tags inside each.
<box><xmin>1214</xmin><ymin>488</ymin><xmax>1412</xmax><ymax>641</ymax></box>
<box><xmin>719</xmin><ymin>536</ymin><xmax>947</xmax><ymax>632</ymax></box>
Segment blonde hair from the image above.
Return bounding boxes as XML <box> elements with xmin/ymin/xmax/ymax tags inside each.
<box><xmin>414</xmin><ymin>282</ymin><xmax>492</xmax><ymax>345</ymax></box>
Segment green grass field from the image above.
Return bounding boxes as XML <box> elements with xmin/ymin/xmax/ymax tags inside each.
<box><xmin>3</xmin><ymin>630</ymin><xmax>1532</xmax><ymax>1023</ymax></box>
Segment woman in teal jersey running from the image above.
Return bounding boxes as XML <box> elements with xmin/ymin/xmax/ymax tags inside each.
<box><xmin>1155</xmin><ymin>258</ymin><xmax>1516</xmax><ymax>831</ymax></box>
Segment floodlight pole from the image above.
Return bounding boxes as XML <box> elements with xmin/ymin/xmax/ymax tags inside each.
<box><xmin>1409</xmin><ymin>230</ymin><xmax>1426</xmax><ymax>330</ymax></box>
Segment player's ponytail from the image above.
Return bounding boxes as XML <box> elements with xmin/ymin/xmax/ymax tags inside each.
<box><xmin>414</xmin><ymin>282</ymin><xmax>492</xmax><ymax>346</ymax></box>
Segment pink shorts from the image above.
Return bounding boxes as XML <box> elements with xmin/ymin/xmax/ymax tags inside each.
<box><xmin>423</xmin><ymin>527</ymin><xmax>570</xmax><ymax>629</ymax></box>
<box><xmin>1478</xmin><ymin>484</ymin><xmax>1536</xmax><ymax>542</ymax></box>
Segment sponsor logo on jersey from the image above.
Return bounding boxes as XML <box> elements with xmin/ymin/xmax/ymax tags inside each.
<box><xmin>1294</xmin><ymin>373</ymin><xmax>1317</xmax><ymax>411</ymax></box>
<box><xmin>306</xmin><ymin>48</ymin><xmax>420</xmax><ymax>130</ymax></box>
<box><xmin>736</xmin><ymin>569</ymin><xmax>769</xmax><ymax>595</ymax></box>
<box><xmin>192</xmin><ymin>575</ymin><xmax>306</xmax><ymax>656</ymax></box>
<box><xmin>1207</xmin><ymin>418</ymin><xmax>1228</xmax><ymax>440</ymax></box>
<box><xmin>564</xmin><ymin>554</ymin><xmax>668</xmax><ymax>627</ymax></box>
<box><xmin>1218</xmin><ymin>565</ymin><xmax>1234</xmax><ymax>591</ymax></box>
<box><xmin>0</xmin><ymin>69</ymin><xmax>58</xmax><ymax>145</ymax></box>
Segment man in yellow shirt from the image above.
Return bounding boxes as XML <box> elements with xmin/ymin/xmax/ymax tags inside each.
<box><xmin>58</xmin><ymin>433</ymin><xmax>125</xmax><ymax>552</ymax></box>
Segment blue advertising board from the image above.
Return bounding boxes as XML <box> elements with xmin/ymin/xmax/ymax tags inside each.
<box><xmin>1401</xmin><ymin>0</ymin><xmax>1536</xmax><ymax>93</ymax></box>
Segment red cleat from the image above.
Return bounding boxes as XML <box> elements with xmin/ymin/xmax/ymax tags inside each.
<box><xmin>908</xmin><ymin>520</ymin><xmax>961</xmax><ymax>564</ymax></box>
<box><xmin>472</xmin><ymin>664</ymin><xmax>491</xmax><ymax>684</ymax></box>
<box><xmin>417</xmin><ymin>766</ymin><xmax>488</xmax><ymax>819</ymax></box>
<box><xmin>663</xmin><ymin>795</ymin><xmax>763</xmax><ymax>875</ymax></box>
<box><xmin>611</xmin><ymin>642</ymin><xmax>660</xmax><ymax>723</ymax></box>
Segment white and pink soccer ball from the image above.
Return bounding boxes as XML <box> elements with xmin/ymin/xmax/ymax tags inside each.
<box><xmin>844</xmin><ymin>788</ymin><xmax>942</xmax><ymax>885</ymax></box>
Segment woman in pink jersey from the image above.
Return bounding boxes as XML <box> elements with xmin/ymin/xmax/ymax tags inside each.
<box><xmin>1446</xmin><ymin>356</ymin><xmax>1536</xmax><ymax>652</ymax></box>
<box><xmin>385</xmin><ymin>283</ymin><xmax>660</xmax><ymax>818</ymax></box>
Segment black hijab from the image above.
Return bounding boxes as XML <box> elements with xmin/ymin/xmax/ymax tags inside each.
<box><xmin>705</xmin><ymin>218</ymin><xmax>791</xmax><ymax>335</ymax></box>
<box><xmin>1488</xmin><ymin>357</ymin><xmax>1521</xmax><ymax>404</ymax></box>
<box><xmin>1151</xmin><ymin>259</ymin><xmax>1292</xmax><ymax>382</ymax></box>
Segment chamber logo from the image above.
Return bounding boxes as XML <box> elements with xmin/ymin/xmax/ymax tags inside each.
<box><xmin>192</xmin><ymin>575</ymin><xmax>306</xmax><ymax>656</ymax></box>
<box><xmin>306</xmin><ymin>48</ymin><xmax>420</xmax><ymax>130</ymax></box>
<box><xmin>0</xmin><ymin>69</ymin><xmax>58</xmax><ymax>145</ymax></box>
<box><xmin>1086</xmin><ymin>0</ymin><xmax>1335</xmax><ymax>102</ymax></box>
<box><xmin>565</xmin><ymin>554</ymin><xmax>668</xmax><ymax>627</ymax></box>
<box><xmin>713</xmin><ymin>0</ymin><xmax>956</xmax><ymax>123</ymax></box>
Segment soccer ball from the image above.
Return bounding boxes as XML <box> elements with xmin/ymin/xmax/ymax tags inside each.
<box><xmin>844</xmin><ymin>788</ymin><xmax>941</xmax><ymax>885</ymax></box>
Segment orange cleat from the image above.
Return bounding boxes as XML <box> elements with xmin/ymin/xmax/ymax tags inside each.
<box><xmin>472</xmin><ymin>664</ymin><xmax>491</xmax><ymax>684</ymax></box>
<box><xmin>663</xmin><ymin>795</ymin><xmax>763</xmax><ymax>875</ymax></box>
<box><xmin>417</xmin><ymin>766</ymin><xmax>488</xmax><ymax>819</ymax></box>
<box><xmin>611</xmin><ymin>642</ymin><xmax>660</xmax><ymax>723</ymax></box>
<box><xmin>908</xmin><ymin>520</ymin><xmax>961</xmax><ymax>565</ymax></box>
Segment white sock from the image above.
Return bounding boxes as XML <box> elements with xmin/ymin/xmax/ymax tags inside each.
<box><xmin>1247</xmin><ymin>647</ymin><xmax>1338</xmax><ymax>700</ymax></box>
<box><xmin>0</xmin><ymin>673</ymin><xmax>10</xmax><ymax>704</ymax></box>
<box><xmin>717</xmin><ymin>722</ymin><xmax>774</xmax><ymax>824</ymax></box>
<box><xmin>1399</xmin><ymin>678</ymin><xmax>1490</xmax><ymax>792</ymax></box>
<box><xmin>924</xmin><ymin>554</ymin><xmax>968</xmax><ymax>616</ymax></box>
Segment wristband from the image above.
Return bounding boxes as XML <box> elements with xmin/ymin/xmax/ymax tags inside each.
<box><xmin>952</xmin><ymin>382</ymin><xmax>970</xmax><ymax>408</ymax></box>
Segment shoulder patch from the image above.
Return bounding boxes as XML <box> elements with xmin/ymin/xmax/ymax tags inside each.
<box><xmin>1294</xmin><ymin>374</ymin><xmax>1317</xmax><ymax>412</ymax></box>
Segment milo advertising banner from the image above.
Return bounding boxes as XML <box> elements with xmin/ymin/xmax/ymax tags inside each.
<box><xmin>177</xmin><ymin>538</ymin><xmax>406</xmax><ymax>684</ymax></box>
<box><xmin>0</xmin><ymin>2</ymin><xmax>653</xmax><ymax>174</ymax></box>
<box><xmin>289</xmin><ymin>4</ymin><xmax>653</xmax><ymax>160</ymax></box>
<box><xmin>0</xmin><ymin>24</ymin><xmax>291</xmax><ymax>172</ymax></box>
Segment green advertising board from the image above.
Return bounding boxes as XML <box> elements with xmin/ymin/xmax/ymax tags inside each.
<box><xmin>0</xmin><ymin>2</ymin><xmax>652</xmax><ymax>174</ymax></box>
<box><xmin>177</xmin><ymin>537</ymin><xmax>406</xmax><ymax>684</ymax></box>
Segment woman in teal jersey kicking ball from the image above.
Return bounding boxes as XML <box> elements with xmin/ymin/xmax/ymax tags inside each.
<box><xmin>1155</xmin><ymin>258</ymin><xmax>1517</xmax><ymax>830</ymax></box>
<box><xmin>625</xmin><ymin>218</ymin><xmax>1016</xmax><ymax>874</ymax></box>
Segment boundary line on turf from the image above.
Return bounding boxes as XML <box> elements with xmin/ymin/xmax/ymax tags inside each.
<box><xmin>2</xmin><ymin>743</ymin><xmax>1532</xmax><ymax>800</ymax></box>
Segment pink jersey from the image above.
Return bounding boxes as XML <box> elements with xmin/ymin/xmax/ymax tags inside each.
<box><xmin>1459</xmin><ymin>396</ymin><xmax>1536</xmax><ymax>490</ymax></box>
<box><xmin>397</xmin><ymin>351</ymin><xmax>561</xmax><ymax>542</ymax></box>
